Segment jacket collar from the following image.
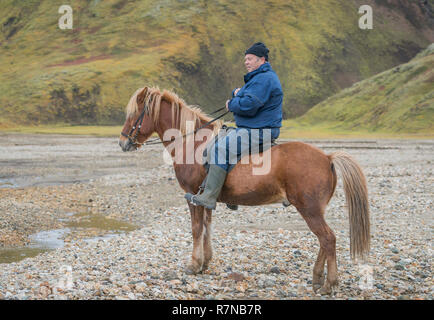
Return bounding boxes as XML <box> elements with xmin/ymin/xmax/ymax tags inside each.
<box><xmin>244</xmin><ymin>62</ymin><xmax>272</xmax><ymax>83</ymax></box>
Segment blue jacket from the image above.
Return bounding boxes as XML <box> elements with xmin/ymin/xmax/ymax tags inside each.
<box><xmin>228</xmin><ymin>62</ymin><xmax>283</xmax><ymax>132</ymax></box>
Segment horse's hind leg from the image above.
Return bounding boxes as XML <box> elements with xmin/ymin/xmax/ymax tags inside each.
<box><xmin>298</xmin><ymin>205</ymin><xmax>338</xmax><ymax>295</ymax></box>
<box><xmin>313</xmin><ymin>247</ymin><xmax>327</xmax><ymax>292</ymax></box>
<box><xmin>186</xmin><ymin>203</ymin><xmax>205</xmax><ymax>274</ymax></box>
<box><xmin>202</xmin><ymin>208</ymin><xmax>213</xmax><ymax>271</ymax></box>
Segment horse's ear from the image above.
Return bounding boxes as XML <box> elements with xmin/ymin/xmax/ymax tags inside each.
<box><xmin>137</xmin><ymin>87</ymin><xmax>148</xmax><ymax>106</ymax></box>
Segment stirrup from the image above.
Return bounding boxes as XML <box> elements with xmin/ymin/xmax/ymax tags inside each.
<box><xmin>189</xmin><ymin>195</ymin><xmax>199</xmax><ymax>206</ymax></box>
<box><xmin>185</xmin><ymin>194</ymin><xmax>200</xmax><ymax>206</ymax></box>
<box><xmin>184</xmin><ymin>194</ymin><xmax>216</xmax><ymax>210</ymax></box>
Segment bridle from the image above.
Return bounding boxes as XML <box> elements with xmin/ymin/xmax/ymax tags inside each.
<box><xmin>120</xmin><ymin>103</ymin><xmax>149</xmax><ymax>147</ymax></box>
<box><xmin>120</xmin><ymin>99</ymin><xmax>229</xmax><ymax>147</ymax></box>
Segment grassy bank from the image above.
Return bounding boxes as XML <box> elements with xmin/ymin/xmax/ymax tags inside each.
<box><xmin>0</xmin><ymin>125</ymin><xmax>123</xmax><ymax>137</ymax></box>
<box><xmin>279</xmin><ymin>120</ymin><xmax>434</xmax><ymax>140</ymax></box>
<box><xmin>1</xmin><ymin>122</ymin><xmax>432</xmax><ymax>140</ymax></box>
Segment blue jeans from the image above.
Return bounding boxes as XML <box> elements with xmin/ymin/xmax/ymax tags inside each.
<box><xmin>207</xmin><ymin>127</ymin><xmax>279</xmax><ymax>172</ymax></box>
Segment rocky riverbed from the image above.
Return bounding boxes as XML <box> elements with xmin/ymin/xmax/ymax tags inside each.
<box><xmin>0</xmin><ymin>133</ymin><xmax>432</xmax><ymax>300</ymax></box>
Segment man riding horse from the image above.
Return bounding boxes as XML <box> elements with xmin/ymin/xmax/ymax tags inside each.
<box><xmin>119</xmin><ymin>44</ymin><xmax>370</xmax><ymax>293</ymax></box>
<box><xmin>185</xmin><ymin>42</ymin><xmax>283</xmax><ymax>209</ymax></box>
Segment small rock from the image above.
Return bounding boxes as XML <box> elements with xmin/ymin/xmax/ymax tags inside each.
<box><xmin>169</xmin><ymin>280</ymin><xmax>182</xmax><ymax>286</ymax></box>
<box><xmin>135</xmin><ymin>282</ymin><xmax>148</xmax><ymax>293</ymax></box>
<box><xmin>262</xmin><ymin>279</ymin><xmax>276</xmax><ymax>288</ymax></box>
<box><xmin>236</xmin><ymin>282</ymin><xmax>248</xmax><ymax>293</ymax></box>
<box><xmin>269</xmin><ymin>266</ymin><xmax>280</xmax><ymax>274</ymax></box>
<box><xmin>276</xmin><ymin>289</ymin><xmax>286</xmax><ymax>297</ymax></box>
<box><xmin>227</xmin><ymin>272</ymin><xmax>245</xmax><ymax>282</ymax></box>
<box><xmin>121</xmin><ymin>285</ymin><xmax>131</xmax><ymax>292</ymax></box>
<box><xmin>39</xmin><ymin>286</ymin><xmax>51</xmax><ymax>298</ymax></box>
<box><xmin>407</xmin><ymin>274</ymin><xmax>416</xmax><ymax>281</ymax></box>
<box><xmin>391</xmin><ymin>255</ymin><xmax>400</xmax><ymax>262</ymax></box>
<box><xmin>163</xmin><ymin>270</ymin><xmax>178</xmax><ymax>281</ymax></box>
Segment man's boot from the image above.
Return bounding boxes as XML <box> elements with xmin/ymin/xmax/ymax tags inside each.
<box><xmin>184</xmin><ymin>165</ymin><xmax>227</xmax><ymax>209</ymax></box>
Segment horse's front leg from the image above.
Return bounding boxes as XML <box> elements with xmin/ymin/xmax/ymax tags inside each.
<box><xmin>202</xmin><ymin>208</ymin><xmax>213</xmax><ymax>271</ymax></box>
<box><xmin>185</xmin><ymin>203</ymin><xmax>205</xmax><ymax>274</ymax></box>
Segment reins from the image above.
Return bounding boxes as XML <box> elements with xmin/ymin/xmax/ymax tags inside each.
<box><xmin>121</xmin><ymin>101</ymin><xmax>229</xmax><ymax>147</ymax></box>
<box><xmin>144</xmin><ymin>109</ymin><xmax>229</xmax><ymax>146</ymax></box>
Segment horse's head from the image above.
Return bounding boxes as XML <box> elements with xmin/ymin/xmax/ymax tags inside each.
<box><xmin>119</xmin><ymin>87</ymin><xmax>155</xmax><ymax>152</ymax></box>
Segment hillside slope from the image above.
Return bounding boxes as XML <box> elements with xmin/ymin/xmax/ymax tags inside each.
<box><xmin>0</xmin><ymin>0</ymin><xmax>433</xmax><ymax>127</ymax></box>
<box><xmin>296</xmin><ymin>44</ymin><xmax>434</xmax><ymax>133</ymax></box>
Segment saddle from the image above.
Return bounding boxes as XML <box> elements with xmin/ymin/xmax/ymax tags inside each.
<box><xmin>200</xmin><ymin>126</ymin><xmax>278</xmax><ymax>210</ymax></box>
<box><xmin>201</xmin><ymin>126</ymin><xmax>277</xmax><ymax>173</ymax></box>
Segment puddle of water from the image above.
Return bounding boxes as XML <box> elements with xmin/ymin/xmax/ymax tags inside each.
<box><xmin>0</xmin><ymin>178</ymin><xmax>16</xmax><ymax>188</ymax></box>
<box><xmin>66</xmin><ymin>212</ymin><xmax>137</xmax><ymax>232</ymax></box>
<box><xmin>0</xmin><ymin>213</ymin><xmax>138</xmax><ymax>264</ymax></box>
<box><xmin>28</xmin><ymin>228</ymin><xmax>70</xmax><ymax>249</ymax></box>
<box><xmin>0</xmin><ymin>228</ymin><xmax>70</xmax><ymax>264</ymax></box>
<box><xmin>83</xmin><ymin>233</ymin><xmax>119</xmax><ymax>244</ymax></box>
<box><xmin>0</xmin><ymin>247</ymin><xmax>52</xmax><ymax>264</ymax></box>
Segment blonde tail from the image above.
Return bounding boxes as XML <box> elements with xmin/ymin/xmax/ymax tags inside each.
<box><xmin>330</xmin><ymin>151</ymin><xmax>370</xmax><ymax>262</ymax></box>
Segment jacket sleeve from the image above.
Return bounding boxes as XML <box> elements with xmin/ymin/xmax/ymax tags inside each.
<box><xmin>228</xmin><ymin>79</ymin><xmax>271</xmax><ymax>117</ymax></box>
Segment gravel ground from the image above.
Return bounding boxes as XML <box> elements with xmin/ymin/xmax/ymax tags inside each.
<box><xmin>0</xmin><ymin>133</ymin><xmax>432</xmax><ymax>300</ymax></box>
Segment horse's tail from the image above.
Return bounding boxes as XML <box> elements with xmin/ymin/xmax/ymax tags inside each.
<box><xmin>329</xmin><ymin>151</ymin><xmax>370</xmax><ymax>262</ymax></box>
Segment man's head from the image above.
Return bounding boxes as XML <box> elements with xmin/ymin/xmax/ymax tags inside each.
<box><xmin>244</xmin><ymin>42</ymin><xmax>269</xmax><ymax>73</ymax></box>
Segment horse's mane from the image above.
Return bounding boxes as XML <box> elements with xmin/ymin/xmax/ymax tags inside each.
<box><xmin>126</xmin><ymin>86</ymin><xmax>222</xmax><ymax>136</ymax></box>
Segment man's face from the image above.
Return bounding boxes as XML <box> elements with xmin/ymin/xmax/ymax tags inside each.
<box><xmin>244</xmin><ymin>54</ymin><xmax>266</xmax><ymax>73</ymax></box>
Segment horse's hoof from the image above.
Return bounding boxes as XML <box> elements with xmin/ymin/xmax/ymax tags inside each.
<box><xmin>319</xmin><ymin>282</ymin><xmax>336</xmax><ymax>296</ymax></box>
<box><xmin>312</xmin><ymin>275</ymin><xmax>325</xmax><ymax>293</ymax></box>
<box><xmin>319</xmin><ymin>286</ymin><xmax>331</xmax><ymax>295</ymax></box>
<box><xmin>313</xmin><ymin>284</ymin><xmax>322</xmax><ymax>293</ymax></box>
<box><xmin>185</xmin><ymin>264</ymin><xmax>201</xmax><ymax>275</ymax></box>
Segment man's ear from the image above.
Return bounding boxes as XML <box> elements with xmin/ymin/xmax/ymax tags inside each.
<box><xmin>137</xmin><ymin>87</ymin><xmax>148</xmax><ymax>106</ymax></box>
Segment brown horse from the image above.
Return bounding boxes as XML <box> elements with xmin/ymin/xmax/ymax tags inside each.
<box><xmin>119</xmin><ymin>86</ymin><xmax>370</xmax><ymax>295</ymax></box>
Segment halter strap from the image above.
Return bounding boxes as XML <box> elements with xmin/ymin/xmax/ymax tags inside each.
<box><xmin>121</xmin><ymin>98</ymin><xmax>229</xmax><ymax>147</ymax></box>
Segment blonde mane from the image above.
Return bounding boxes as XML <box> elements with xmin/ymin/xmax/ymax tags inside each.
<box><xmin>126</xmin><ymin>87</ymin><xmax>222</xmax><ymax>136</ymax></box>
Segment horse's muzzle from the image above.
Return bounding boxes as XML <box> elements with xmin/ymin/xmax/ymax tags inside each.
<box><xmin>119</xmin><ymin>138</ymin><xmax>137</xmax><ymax>152</ymax></box>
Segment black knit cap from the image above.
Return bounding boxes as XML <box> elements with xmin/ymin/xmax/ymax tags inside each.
<box><xmin>245</xmin><ymin>42</ymin><xmax>269</xmax><ymax>61</ymax></box>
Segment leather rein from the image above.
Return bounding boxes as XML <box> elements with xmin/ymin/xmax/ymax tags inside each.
<box><xmin>121</xmin><ymin>101</ymin><xmax>229</xmax><ymax>147</ymax></box>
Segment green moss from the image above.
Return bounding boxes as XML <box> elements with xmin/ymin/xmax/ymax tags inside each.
<box><xmin>0</xmin><ymin>0</ymin><xmax>432</xmax><ymax>132</ymax></box>
<box><xmin>298</xmin><ymin>51</ymin><xmax>434</xmax><ymax>133</ymax></box>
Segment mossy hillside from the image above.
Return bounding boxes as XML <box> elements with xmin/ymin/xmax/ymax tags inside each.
<box><xmin>297</xmin><ymin>44</ymin><xmax>434</xmax><ymax>133</ymax></box>
<box><xmin>0</xmin><ymin>0</ymin><xmax>432</xmax><ymax>128</ymax></box>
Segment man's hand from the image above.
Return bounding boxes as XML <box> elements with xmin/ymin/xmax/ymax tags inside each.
<box><xmin>226</xmin><ymin>99</ymin><xmax>231</xmax><ymax>111</ymax></box>
<box><xmin>234</xmin><ymin>88</ymin><xmax>241</xmax><ymax>96</ymax></box>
